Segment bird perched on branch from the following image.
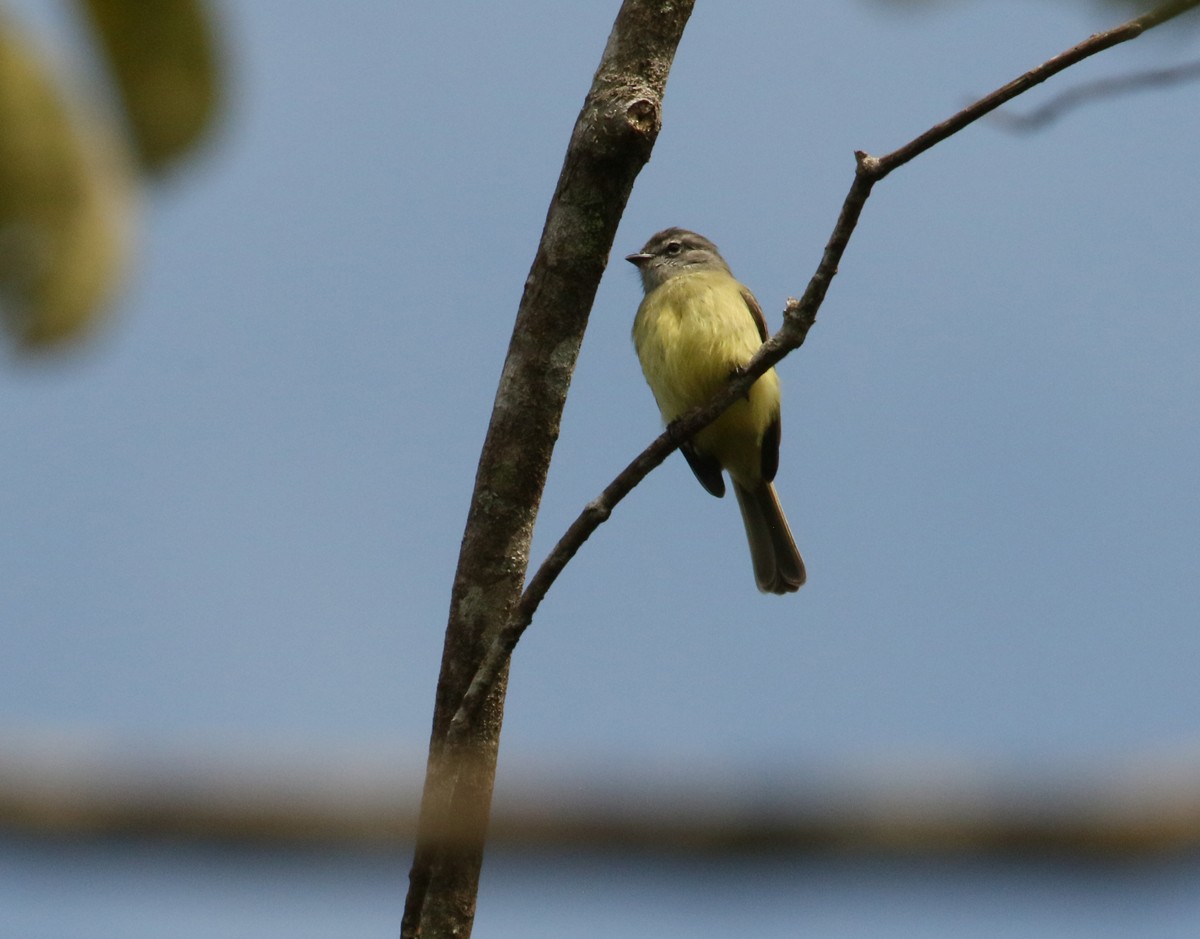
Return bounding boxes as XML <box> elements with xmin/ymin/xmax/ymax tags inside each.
<box><xmin>627</xmin><ymin>227</ymin><xmax>805</xmax><ymax>594</ymax></box>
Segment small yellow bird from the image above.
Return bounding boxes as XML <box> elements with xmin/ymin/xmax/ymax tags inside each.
<box><xmin>627</xmin><ymin>228</ymin><xmax>805</xmax><ymax>594</ymax></box>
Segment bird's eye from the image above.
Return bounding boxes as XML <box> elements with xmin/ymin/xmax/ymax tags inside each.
<box><xmin>664</xmin><ymin>241</ymin><xmax>682</xmax><ymax>257</ymax></box>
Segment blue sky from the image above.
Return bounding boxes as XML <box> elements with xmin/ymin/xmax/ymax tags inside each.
<box><xmin>3</xmin><ymin>0</ymin><xmax>1200</xmax><ymax>789</ymax></box>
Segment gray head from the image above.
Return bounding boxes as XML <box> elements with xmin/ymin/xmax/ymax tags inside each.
<box><xmin>625</xmin><ymin>227</ymin><xmax>732</xmax><ymax>293</ymax></box>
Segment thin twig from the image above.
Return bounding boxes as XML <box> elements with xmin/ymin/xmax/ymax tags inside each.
<box><xmin>441</xmin><ymin>0</ymin><xmax>1200</xmax><ymax>747</ymax></box>
<box><xmin>991</xmin><ymin>58</ymin><xmax>1200</xmax><ymax>132</ymax></box>
<box><xmin>444</xmin><ymin>0</ymin><xmax>1197</xmax><ymax>748</ymax></box>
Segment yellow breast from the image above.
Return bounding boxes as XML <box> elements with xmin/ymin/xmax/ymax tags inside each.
<box><xmin>632</xmin><ymin>270</ymin><xmax>780</xmax><ymax>486</ymax></box>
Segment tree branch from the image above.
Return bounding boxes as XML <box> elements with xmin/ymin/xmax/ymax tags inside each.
<box><xmin>441</xmin><ymin>0</ymin><xmax>1200</xmax><ymax>752</ymax></box>
<box><xmin>401</xmin><ymin>3</ymin><xmax>695</xmax><ymax>937</ymax></box>
<box><xmin>990</xmin><ymin>58</ymin><xmax>1200</xmax><ymax>132</ymax></box>
<box><xmin>408</xmin><ymin>1</ymin><xmax>1200</xmax><ymax>935</ymax></box>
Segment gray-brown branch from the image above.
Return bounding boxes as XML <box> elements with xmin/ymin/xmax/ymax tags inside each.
<box><xmin>401</xmin><ymin>3</ymin><xmax>695</xmax><ymax>938</ymax></box>
<box><xmin>441</xmin><ymin>0</ymin><xmax>1200</xmax><ymax>755</ymax></box>
<box><xmin>406</xmin><ymin>1</ymin><xmax>1200</xmax><ymax>936</ymax></box>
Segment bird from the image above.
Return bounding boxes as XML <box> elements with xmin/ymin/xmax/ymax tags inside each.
<box><xmin>627</xmin><ymin>227</ymin><xmax>805</xmax><ymax>594</ymax></box>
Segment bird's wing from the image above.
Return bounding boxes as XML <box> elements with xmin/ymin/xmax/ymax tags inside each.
<box><xmin>740</xmin><ymin>285</ymin><xmax>770</xmax><ymax>344</ymax></box>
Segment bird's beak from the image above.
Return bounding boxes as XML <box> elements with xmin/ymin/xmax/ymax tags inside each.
<box><xmin>625</xmin><ymin>252</ymin><xmax>652</xmax><ymax>267</ymax></box>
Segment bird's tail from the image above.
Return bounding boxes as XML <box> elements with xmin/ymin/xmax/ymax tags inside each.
<box><xmin>733</xmin><ymin>481</ymin><xmax>806</xmax><ymax>594</ymax></box>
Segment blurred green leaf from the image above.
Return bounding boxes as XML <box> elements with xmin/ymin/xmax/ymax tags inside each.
<box><xmin>0</xmin><ymin>14</ymin><xmax>135</xmax><ymax>348</ymax></box>
<box><xmin>76</xmin><ymin>0</ymin><xmax>222</xmax><ymax>173</ymax></box>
